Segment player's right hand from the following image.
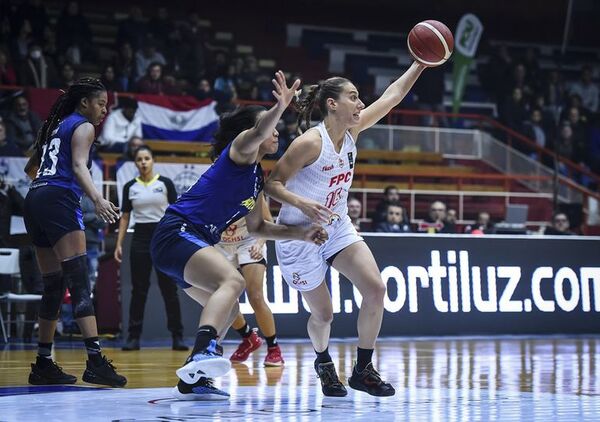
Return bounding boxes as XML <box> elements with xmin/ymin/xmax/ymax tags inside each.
<box><xmin>298</xmin><ymin>199</ymin><xmax>332</xmax><ymax>223</ymax></box>
<box><xmin>95</xmin><ymin>198</ymin><xmax>120</xmax><ymax>224</ymax></box>
<box><xmin>114</xmin><ymin>245</ymin><xmax>122</xmax><ymax>263</ymax></box>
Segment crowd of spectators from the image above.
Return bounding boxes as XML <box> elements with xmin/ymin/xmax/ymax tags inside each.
<box><xmin>480</xmin><ymin>45</ymin><xmax>600</xmax><ymax>179</ymax></box>
<box><xmin>0</xmin><ymin>2</ymin><xmax>275</xmax><ymax>108</ymax></box>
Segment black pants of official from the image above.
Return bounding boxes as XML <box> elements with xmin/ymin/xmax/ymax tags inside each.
<box><xmin>128</xmin><ymin>223</ymin><xmax>183</xmax><ymax>339</ymax></box>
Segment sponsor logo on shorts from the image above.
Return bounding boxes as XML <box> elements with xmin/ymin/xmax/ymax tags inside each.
<box><xmin>327</xmin><ymin>213</ymin><xmax>341</xmax><ymax>225</ymax></box>
<box><xmin>292</xmin><ymin>272</ymin><xmax>308</xmax><ymax>286</ymax></box>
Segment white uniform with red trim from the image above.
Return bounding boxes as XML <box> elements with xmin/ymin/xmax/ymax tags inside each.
<box><xmin>275</xmin><ymin>121</ymin><xmax>363</xmax><ymax>291</ymax></box>
<box><xmin>215</xmin><ymin>217</ymin><xmax>267</xmax><ymax>267</ymax></box>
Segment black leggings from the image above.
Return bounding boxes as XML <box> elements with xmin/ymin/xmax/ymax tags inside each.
<box><xmin>128</xmin><ymin>223</ymin><xmax>183</xmax><ymax>338</ymax></box>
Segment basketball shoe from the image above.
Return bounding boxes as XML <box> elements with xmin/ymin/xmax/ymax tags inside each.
<box><xmin>348</xmin><ymin>362</ymin><xmax>395</xmax><ymax>396</ymax></box>
<box><xmin>264</xmin><ymin>345</ymin><xmax>284</xmax><ymax>367</ymax></box>
<box><xmin>230</xmin><ymin>328</ymin><xmax>262</xmax><ymax>363</ymax></box>
<box><xmin>171</xmin><ymin>377</ymin><xmax>230</xmax><ymax>400</ymax></box>
<box><xmin>315</xmin><ymin>361</ymin><xmax>347</xmax><ymax>397</ymax></box>
<box><xmin>177</xmin><ymin>339</ymin><xmax>231</xmax><ymax>384</ymax></box>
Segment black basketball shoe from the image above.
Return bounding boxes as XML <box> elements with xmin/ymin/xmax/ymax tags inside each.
<box><xmin>315</xmin><ymin>361</ymin><xmax>347</xmax><ymax>397</ymax></box>
<box><xmin>348</xmin><ymin>362</ymin><xmax>395</xmax><ymax>396</ymax></box>
<box><xmin>28</xmin><ymin>359</ymin><xmax>77</xmax><ymax>385</ymax></box>
<box><xmin>82</xmin><ymin>356</ymin><xmax>127</xmax><ymax>387</ymax></box>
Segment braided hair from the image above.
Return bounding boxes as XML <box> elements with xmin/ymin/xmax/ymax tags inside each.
<box><xmin>293</xmin><ymin>76</ymin><xmax>351</xmax><ymax>133</ymax></box>
<box><xmin>24</xmin><ymin>77</ymin><xmax>106</xmax><ymax>175</ymax></box>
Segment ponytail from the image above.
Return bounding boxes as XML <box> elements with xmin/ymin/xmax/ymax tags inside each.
<box><xmin>292</xmin><ymin>76</ymin><xmax>351</xmax><ymax>134</ymax></box>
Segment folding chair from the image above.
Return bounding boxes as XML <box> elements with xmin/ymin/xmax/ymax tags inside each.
<box><xmin>0</xmin><ymin>248</ymin><xmax>42</xmax><ymax>342</ymax></box>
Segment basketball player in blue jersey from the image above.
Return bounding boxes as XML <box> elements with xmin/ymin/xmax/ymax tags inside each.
<box><xmin>23</xmin><ymin>78</ymin><xmax>127</xmax><ymax>387</ymax></box>
<box><xmin>150</xmin><ymin>71</ymin><xmax>328</xmax><ymax>400</ymax></box>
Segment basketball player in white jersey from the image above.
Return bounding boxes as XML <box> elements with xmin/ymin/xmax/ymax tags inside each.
<box><xmin>215</xmin><ymin>200</ymin><xmax>284</xmax><ymax>367</ymax></box>
<box><xmin>265</xmin><ymin>61</ymin><xmax>427</xmax><ymax>397</ymax></box>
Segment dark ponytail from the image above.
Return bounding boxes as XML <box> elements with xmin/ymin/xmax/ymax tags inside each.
<box><xmin>211</xmin><ymin>105</ymin><xmax>266</xmax><ymax>161</ymax></box>
<box><xmin>25</xmin><ymin>77</ymin><xmax>106</xmax><ymax>176</ymax></box>
<box><xmin>293</xmin><ymin>76</ymin><xmax>351</xmax><ymax>133</ymax></box>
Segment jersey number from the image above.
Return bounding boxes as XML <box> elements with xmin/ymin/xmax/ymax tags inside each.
<box><xmin>38</xmin><ymin>138</ymin><xmax>61</xmax><ymax>177</ymax></box>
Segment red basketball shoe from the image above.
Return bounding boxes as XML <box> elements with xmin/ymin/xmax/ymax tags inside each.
<box><xmin>229</xmin><ymin>328</ymin><xmax>263</xmax><ymax>363</ymax></box>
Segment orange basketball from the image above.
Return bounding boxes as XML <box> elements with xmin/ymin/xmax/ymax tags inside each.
<box><xmin>407</xmin><ymin>20</ymin><xmax>454</xmax><ymax>66</ymax></box>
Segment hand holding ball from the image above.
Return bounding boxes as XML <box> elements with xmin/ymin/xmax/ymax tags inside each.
<box><xmin>407</xmin><ymin>20</ymin><xmax>454</xmax><ymax>67</ymax></box>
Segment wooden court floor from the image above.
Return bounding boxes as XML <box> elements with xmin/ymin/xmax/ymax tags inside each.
<box><xmin>1</xmin><ymin>337</ymin><xmax>600</xmax><ymax>421</ymax></box>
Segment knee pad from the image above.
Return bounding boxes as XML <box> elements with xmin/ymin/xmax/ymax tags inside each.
<box><xmin>62</xmin><ymin>255</ymin><xmax>95</xmax><ymax>319</ymax></box>
<box><xmin>39</xmin><ymin>271</ymin><xmax>66</xmax><ymax>320</ymax></box>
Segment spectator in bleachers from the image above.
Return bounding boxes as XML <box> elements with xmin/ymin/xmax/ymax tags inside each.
<box><xmin>17</xmin><ymin>43</ymin><xmax>58</xmax><ymax>88</ymax></box>
<box><xmin>41</xmin><ymin>25</ymin><xmax>58</xmax><ymax>65</ymax></box>
<box><xmin>56</xmin><ymin>1</ymin><xmax>93</xmax><ymax>66</ymax></box>
<box><xmin>500</xmin><ymin>87</ymin><xmax>529</xmax><ymax>133</ymax></box>
<box><xmin>564</xmin><ymin>106</ymin><xmax>589</xmax><ymax>164</ymax></box>
<box><xmin>9</xmin><ymin>19</ymin><xmax>33</xmax><ymax>62</ymax></box>
<box><xmin>4</xmin><ymin>94</ymin><xmax>41</xmax><ymax>152</ymax></box>
<box><xmin>347</xmin><ymin>197</ymin><xmax>363</xmax><ymax>232</ymax></box>
<box><xmin>554</xmin><ymin>124</ymin><xmax>574</xmax><ymax>163</ymax></box>
<box><xmin>240</xmin><ymin>55</ymin><xmax>272</xmax><ymax>101</ymax></box>
<box><xmin>14</xmin><ymin>0</ymin><xmax>48</xmax><ymax>44</ymax></box>
<box><xmin>121</xmin><ymin>136</ymin><xmax>145</xmax><ymax>162</ymax></box>
<box><xmin>373</xmin><ymin>185</ymin><xmax>400</xmax><ymax>226</ymax></box>
<box><xmin>98</xmin><ymin>96</ymin><xmax>142</xmax><ymax>153</ymax></box>
<box><xmin>543</xmin><ymin>212</ymin><xmax>574</xmax><ymax>236</ymax></box>
<box><xmin>214</xmin><ymin>64</ymin><xmax>238</xmax><ymax>102</ymax></box>
<box><xmin>376</xmin><ymin>204</ymin><xmax>412</xmax><ymax>233</ymax></box>
<box><xmin>100</xmin><ymin>64</ymin><xmax>124</xmax><ymax>92</ymax></box>
<box><xmin>570</xmin><ymin>65</ymin><xmax>599</xmax><ymax>113</ymax></box>
<box><xmin>0</xmin><ymin>49</ymin><xmax>16</xmax><ymax>85</ymax></box>
<box><xmin>135</xmin><ymin>62</ymin><xmax>177</xmax><ymax>95</ymax></box>
<box><xmin>464</xmin><ymin>211</ymin><xmax>493</xmax><ymax>234</ymax></box>
<box><xmin>511</xmin><ymin>63</ymin><xmax>534</xmax><ymax>102</ymax></box>
<box><xmin>0</xmin><ymin>118</ymin><xmax>23</xmax><ymax>156</ymax></box>
<box><xmin>421</xmin><ymin>200</ymin><xmax>456</xmax><ymax>234</ymax></box>
<box><xmin>446</xmin><ymin>209</ymin><xmax>457</xmax><ymax>225</ymax></box>
<box><xmin>135</xmin><ymin>39</ymin><xmax>167</xmax><ymax>81</ymax></box>
<box><xmin>523</xmin><ymin>108</ymin><xmax>548</xmax><ymax>157</ymax></box>
<box><xmin>480</xmin><ymin>44</ymin><xmax>513</xmax><ymax>102</ymax></box>
<box><xmin>194</xmin><ymin>78</ymin><xmax>213</xmax><ymax>101</ymax></box>
<box><xmin>117</xmin><ymin>6</ymin><xmax>148</xmax><ymax>51</ymax></box>
<box><xmin>57</xmin><ymin>61</ymin><xmax>77</xmax><ymax>89</ymax></box>
<box><xmin>543</xmin><ymin>70</ymin><xmax>567</xmax><ymax>119</ymax></box>
<box><xmin>114</xmin><ymin>42</ymin><xmax>135</xmax><ymax>92</ymax></box>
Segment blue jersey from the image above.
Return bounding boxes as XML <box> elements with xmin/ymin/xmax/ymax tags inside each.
<box><xmin>31</xmin><ymin>112</ymin><xmax>91</xmax><ymax>198</ymax></box>
<box><xmin>167</xmin><ymin>143</ymin><xmax>264</xmax><ymax>245</ymax></box>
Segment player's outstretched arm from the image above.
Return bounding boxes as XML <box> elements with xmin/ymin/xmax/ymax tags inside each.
<box><xmin>72</xmin><ymin>123</ymin><xmax>119</xmax><ymax>223</ymax></box>
<box><xmin>246</xmin><ymin>193</ymin><xmax>328</xmax><ymax>245</ymax></box>
<box><xmin>230</xmin><ymin>70</ymin><xmax>301</xmax><ymax>165</ymax></box>
<box><xmin>350</xmin><ymin>62</ymin><xmax>426</xmax><ymax>139</ymax></box>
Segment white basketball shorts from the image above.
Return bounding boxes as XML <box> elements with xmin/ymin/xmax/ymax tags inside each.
<box><xmin>275</xmin><ymin>215</ymin><xmax>363</xmax><ymax>292</ymax></box>
<box><xmin>215</xmin><ymin>237</ymin><xmax>267</xmax><ymax>268</ymax></box>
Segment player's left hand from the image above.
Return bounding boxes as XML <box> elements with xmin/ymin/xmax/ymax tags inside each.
<box><xmin>272</xmin><ymin>70</ymin><xmax>301</xmax><ymax>109</ymax></box>
<box><xmin>303</xmin><ymin>225</ymin><xmax>328</xmax><ymax>245</ymax></box>
<box><xmin>249</xmin><ymin>242</ymin><xmax>264</xmax><ymax>260</ymax></box>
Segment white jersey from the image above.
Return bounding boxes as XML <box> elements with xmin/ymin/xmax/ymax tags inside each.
<box><xmin>277</xmin><ymin>121</ymin><xmax>356</xmax><ymax>226</ymax></box>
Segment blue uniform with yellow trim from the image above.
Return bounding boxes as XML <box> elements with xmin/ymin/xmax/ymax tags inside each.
<box><xmin>151</xmin><ymin>143</ymin><xmax>264</xmax><ymax>288</ymax></box>
<box><xmin>24</xmin><ymin>112</ymin><xmax>92</xmax><ymax>247</ymax></box>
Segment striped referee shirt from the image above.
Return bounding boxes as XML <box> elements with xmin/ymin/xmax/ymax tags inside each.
<box><xmin>121</xmin><ymin>174</ymin><xmax>177</xmax><ymax>223</ymax></box>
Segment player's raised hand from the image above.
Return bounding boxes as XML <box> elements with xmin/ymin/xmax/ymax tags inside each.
<box><xmin>272</xmin><ymin>70</ymin><xmax>301</xmax><ymax>109</ymax></box>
